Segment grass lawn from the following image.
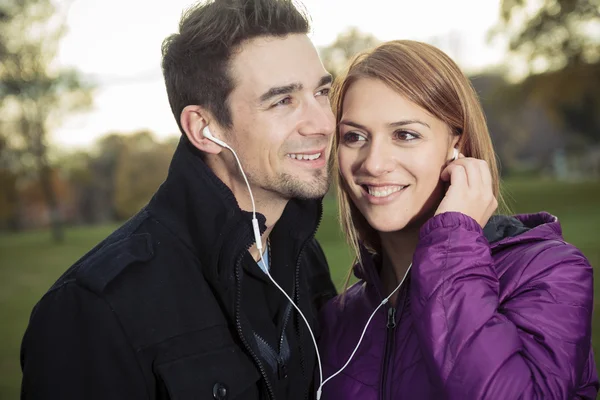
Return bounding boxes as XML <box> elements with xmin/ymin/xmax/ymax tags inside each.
<box><xmin>1</xmin><ymin>178</ymin><xmax>599</xmax><ymax>399</ymax></box>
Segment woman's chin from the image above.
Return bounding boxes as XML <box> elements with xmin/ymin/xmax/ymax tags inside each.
<box><xmin>365</xmin><ymin>209</ymin><xmax>434</xmax><ymax>234</ymax></box>
<box><xmin>366</xmin><ymin>216</ymin><xmax>410</xmax><ymax>233</ymax></box>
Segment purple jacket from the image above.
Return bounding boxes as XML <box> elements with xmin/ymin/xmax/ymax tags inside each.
<box><xmin>318</xmin><ymin>212</ymin><xmax>598</xmax><ymax>399</ymax></box>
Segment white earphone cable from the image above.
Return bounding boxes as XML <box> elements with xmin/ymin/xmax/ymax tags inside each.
<box><xmin>221</xmin><ymin>142</ymin><xmax>263</xmax><ymax>251</ymax></box>
<box><xmin>316</xmin><ymin>263</ymin><xmax>412</xmax><ymax>400</ymax></box>
<box><xmin>259</xmin><ymin>256</ymin><xmax>324</xmax><ymax>397</ymax></box>
<box><xmin>223</xmin><ymin>141</ymin><xmax>323</xmax><ymax>394</ymax></box>
<box><xmin>217</xmin><ymin>132</ymin><xmax>412</xmax><ymax>400</ymax></box>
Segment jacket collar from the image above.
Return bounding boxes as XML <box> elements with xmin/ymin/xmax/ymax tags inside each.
<box><xmin>354</xmin><ymin>212</ymin><xmax>562</xmax><ymax>288</ymax></box>
<box><xmin>487</xmin><ymin>212</ymin><xmax>562</xmax><ymax>250</ymax></box>
<box><xmin>147</xmin><ymin>138</ymin><xmax>323</xmax><ymax>284</ymax></box>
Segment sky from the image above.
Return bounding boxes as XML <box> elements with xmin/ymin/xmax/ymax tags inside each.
<box><xmin>53</xmin><ymin>0</ymin><xmax>507</xmax><ymax>148</ymax></box>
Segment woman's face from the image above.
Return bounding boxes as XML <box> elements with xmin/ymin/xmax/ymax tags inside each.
<box><xmin>338</xmin><ymin>77</ymin><xmax>459</xmax><ymax>233</ymax></box>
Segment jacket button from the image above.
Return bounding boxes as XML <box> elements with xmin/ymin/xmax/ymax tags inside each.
<box><xmin>213</xmin><ymin>382</ymin><xmax>228</xmax><ymax>399</ymax></box>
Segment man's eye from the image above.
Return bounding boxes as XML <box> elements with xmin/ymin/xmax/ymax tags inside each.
<box><xmin>316</xmin><ymin>88</ymin><xmax>331</xmax><ymax>97</ymax></box>
<box><xmin>274</xmin><ymin>97</ymin><xmax>292</xmax><ymax>107</ymax></box>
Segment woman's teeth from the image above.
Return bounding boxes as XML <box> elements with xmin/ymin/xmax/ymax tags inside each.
<box><xmin>367</xmin><ymin>185</ymin><xmax>405</xmax><ymax>197</ymax></box>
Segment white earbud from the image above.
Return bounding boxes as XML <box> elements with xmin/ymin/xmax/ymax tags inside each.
<box><xmin>202</xmin><ymin>126</ymin><xmax>228</xmax><ymax>148</ymax></box>
<box><xmin>452</xmin><ymin>147</ymin><xmax>459</xmax><ymax>161</ymax></box>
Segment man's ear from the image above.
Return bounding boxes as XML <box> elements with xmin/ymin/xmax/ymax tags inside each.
<box><xmin>180</xmin><ymin>105</ymin><xmax>223</xmax><ymax>155</ymax></box>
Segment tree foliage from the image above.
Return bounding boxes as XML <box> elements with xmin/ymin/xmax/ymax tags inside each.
<box><xmin>491</xmin><ymin>0</ymin><xmax>600</xmax><ymax>153</ymax></box>
<box><xmin>319</xmin><ymin>27</ymin><xmax>380</xmax><ymax>79</ymax></box>
<box><xmin>0</xmin><ymin>0</ymin><xmax>94</xmax><ymax>240</ymax></box>
<box><xmin>494</xmin><ymin>0</ymin><xmax>600</xmax><ymax>71</ymax></box>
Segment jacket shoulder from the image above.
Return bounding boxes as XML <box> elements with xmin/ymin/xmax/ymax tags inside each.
<box><xmin>498</xmin><ymin>237</ymin><xmax>593</xmax><ymax>308</ymax></box>
<box><xmin>75</xmin><ymin>232</ymin><xmax>154</xmax><ymax>295</ymax></box>
<box><xmin>70</xmin><ymin>210</ymin><xmax>156</xmax><ymax>295</ymax></box>
<box><xmin>500</xmin><ymin>236</ymin><xmax>590</xmax><ymax>275</ymax></box>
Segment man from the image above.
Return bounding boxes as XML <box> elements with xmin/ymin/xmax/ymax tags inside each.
<box><xmin>20</xmin><ymin>1</ymin><xmax>337</xmax><ymax>398</ymax></box>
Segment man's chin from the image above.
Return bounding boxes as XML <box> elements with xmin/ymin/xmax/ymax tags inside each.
<box><xmin>283</xmin><ymin>177</ymin><xmax>330</xmax><ymax>200</ymax></box>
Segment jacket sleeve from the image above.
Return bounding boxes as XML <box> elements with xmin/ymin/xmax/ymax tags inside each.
<box><xmin>21</xmin><ymin>282</ymin><xmax>148</xmax><ymax>399</ymax></box>
<box><xmin>410</xmin><ymin>212</ymin><xmax>597</xmax><ymax>400</ymax></box>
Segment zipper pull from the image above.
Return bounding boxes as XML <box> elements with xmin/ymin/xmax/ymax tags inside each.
<box><xmin>277</xmin><ymin>361</ymin><xmax>288</xmax><ymax>380</ymax></box>
<box><xmin>387</xmin><ymin>307</ymin><xmax>396</xmax><ymax>329</ymax></box>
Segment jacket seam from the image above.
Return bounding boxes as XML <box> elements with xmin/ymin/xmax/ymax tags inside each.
<box><xmin>322</xmin><ymin>361</ymin><xmax>378</xmax><ymax>388</ymax></box>
<box><xmin>136</xmin><ymin>323</ymin><xmax>232</xmax><ymax>352</ymax></box>
<box><xmin>441</xmin><ymin>227</ymin><xmax>454</xmax><ymax>379</ymax></box>
<box><xmin>145</xmin><ymin>212</ymin><xmax>203</xmax><ymax>265</ymax></box>
<box><xmin>506</xmin><ymin>308</ymin><xmax>583</xmax><ymax>344</ymax></box>
<box><xmin>512</xmin><ymin>242</ymin><xmax>591</xmax><ymax>310</ymax></box>
<box><xmin>39</xmin><ymin>278</ymin><xmax>77</xmax><ymax>298</ymax></box>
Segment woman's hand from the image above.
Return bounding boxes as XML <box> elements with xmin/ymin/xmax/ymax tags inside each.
<box><xmin>435</xmin><ymin>153</ymin><xmax>498</xmax><ymax>227</ymax></box>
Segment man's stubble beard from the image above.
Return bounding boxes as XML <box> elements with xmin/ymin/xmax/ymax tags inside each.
<box><xmin>245</xmin><ymin>162</ymin><xmax>331</xmax><ymax>201</ymax></box>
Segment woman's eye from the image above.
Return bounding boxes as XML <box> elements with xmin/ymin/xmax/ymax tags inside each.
<box><xmin>395</xmin><ymin>130</ymin><xmax>419</xmax><ymax>141</ymax></box>
<box><xmin>342</xmin><ymin>131</ymin><xmax>366</xmax><ymax>144</ymax></box>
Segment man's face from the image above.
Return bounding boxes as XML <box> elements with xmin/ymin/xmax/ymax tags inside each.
<box><xmin>221</xmin><ymin>34</ymin><xmax>334</xmax><ymax>203</ymax></box>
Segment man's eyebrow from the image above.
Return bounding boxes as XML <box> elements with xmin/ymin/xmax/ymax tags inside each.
<box><xmin>259</xmin><ymin>83</ymin><xmax>303</xmax><ymax>103</ymax></box>
<box><xmin>258</xmin><ymin>74</ymin><xmax>333</xmax><ymax>103</ymax></box>
<box><xmin>318</xmin><ymin>74</ymin><xmax>333</xmax><ymax>88</ymax></box>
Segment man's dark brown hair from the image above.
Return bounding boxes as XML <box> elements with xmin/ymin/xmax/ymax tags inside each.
<box><xmin>161</xmin><ymin>0</ymin><xmax>311</xmax><ymax>132</ymax></box>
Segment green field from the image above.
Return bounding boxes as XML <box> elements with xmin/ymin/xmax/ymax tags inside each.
<box><xmin>1</xmin><ymin>178</ymin><xmax>599</xmax><ymax>399</ymax></box>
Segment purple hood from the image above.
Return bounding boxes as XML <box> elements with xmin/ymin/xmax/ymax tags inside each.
<box><xmin>318</xmin><ymin>212</ymin><xmax>598</xmax><ymax>399</ymax></box>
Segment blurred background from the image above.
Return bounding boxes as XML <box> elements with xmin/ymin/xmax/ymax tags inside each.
<box><xmin>1</xmin><ymin>0</ymin><xmax>599</xmax><ymax>397</ymax></box>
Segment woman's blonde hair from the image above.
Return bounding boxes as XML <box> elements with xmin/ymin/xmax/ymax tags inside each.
<box><xmin>331</xmin><ymin>40</ymin><xmax>507</xmax><ymax>288</ymax></box>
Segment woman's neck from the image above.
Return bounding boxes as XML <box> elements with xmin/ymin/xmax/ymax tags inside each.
<box><xmin>379</xmin><ymin>226</ymin><xmax>420</xmax><ymax>305</ymax></box>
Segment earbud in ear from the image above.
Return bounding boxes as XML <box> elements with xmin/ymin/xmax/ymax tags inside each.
<box><xmin>202</xmin><ymin>125</ymin><xmax>227</xmax><ymax>148</ymax></box>
<box><xmin>202</xmin><ymin>125</ymin><xmax>211</xmax><ymax>139</ymax></box>
<box><xmin>452</xmin><ymin>147</ymin><xmax>459</xmax><ymax>161</ymax></box>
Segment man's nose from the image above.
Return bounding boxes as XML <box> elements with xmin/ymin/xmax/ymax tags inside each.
<box><xmin>298</xmin><ymin>97</ymin><xmax>335</xmax><ymax>137</ymax></box>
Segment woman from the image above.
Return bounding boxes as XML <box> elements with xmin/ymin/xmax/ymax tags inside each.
<box><xmin>317</xmin><ymin>41</ymin><xmax>598</xmax><ymax>399</ymax></box>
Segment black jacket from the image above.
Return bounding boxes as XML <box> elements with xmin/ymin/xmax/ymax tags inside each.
<box><xmin>20</xmin><ymin>139</ymin><xmax>337</xmax><ymax>400</ymax></box>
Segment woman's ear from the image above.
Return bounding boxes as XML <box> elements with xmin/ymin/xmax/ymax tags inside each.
<box><xmin>180</xmin><ymin>105</ymin><xmax>223</xmax><ymax>154</ymax></box>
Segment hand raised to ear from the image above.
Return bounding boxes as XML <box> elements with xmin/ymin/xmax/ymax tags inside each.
<box><xmin>436</xmin><ymin>154</ymin><xmax>498</xmax><ymax>228</ymax></box>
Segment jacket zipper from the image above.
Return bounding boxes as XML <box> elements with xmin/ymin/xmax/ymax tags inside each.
<box><xmin>252</xmin><ymin>298</ymin><xmax>294</xmax><ymax>380</ymax></box>
<box><xmin>234</xmin><ymin>201</ymin><xmax>323</xmax><ymax>400</ymax></box>
<box><xmin>380</xmin><ymin>306</ymin><xmax>396</xmax><ymax>400</ymax></box>
<box><xmin>253</xmin><ymin>332</ymin><xmax>290</xmax><ymax>380</ymax></box>
<box><xmin>294</xmin><ymin>250</ymin><xmax>308</xmax><ymax>400</ymax></box>
<box><xmin>273</xmin><ymin>237</ymin><xmax>294</xmax><ymax>364</ymax></box>
<box><xmin>380</xmin><ymin>286</ymin><xmax>406</xmax><ymax>400</ymax></box>
<box><xmin>254</xmin><ymin>239</ymin><xmax>295</xmax><ymax>381</ymax></box>
<box><xmin>235</xmin><ymin>246</ymin><xmax>276</xmax><ymax>400</ymax></box>
<box><xmin>277</xmin><ymin>297</ymin><xmax>294</xmax><ymax>380</ymax></box>
<box><xmin>294</xmin><ymin>202</ymin><xmax>324</xmax><ymax>400</ymax></box>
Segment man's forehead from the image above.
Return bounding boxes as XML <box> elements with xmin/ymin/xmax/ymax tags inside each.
<box><xmin>230</xmin><ymin>34</ymin><xmax>327</xmax><ymax>96</ymax></box>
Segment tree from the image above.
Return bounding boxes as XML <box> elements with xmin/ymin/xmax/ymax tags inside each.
<box><xmin>490</xmin><ymin>0</ymin><xmax>600</xmax><ymax>154</ymax></box>
<box><xmin>113</xmin><ymin>131</ymin><xmax>174</xmax><ymax>220</ymax></box>
<box><xmin>0</xmin><ymin>0</ymin><xmax>94</xmax><ymax>241</ymax></box>
<box><xmin>319</xmin><ymin>27</ymin><xmax>380</xmax><ymax>79</ymax></box>
<box><xmin>493</xmin><ymin>0</ymin><xmax>600</xmax><ymax>73</ymax></box>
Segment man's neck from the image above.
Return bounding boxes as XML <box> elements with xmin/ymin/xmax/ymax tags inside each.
<box><xmin>206</xmin><ymin>155</ymin><xmax>288</xmax><ymax>260</ymax></box>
